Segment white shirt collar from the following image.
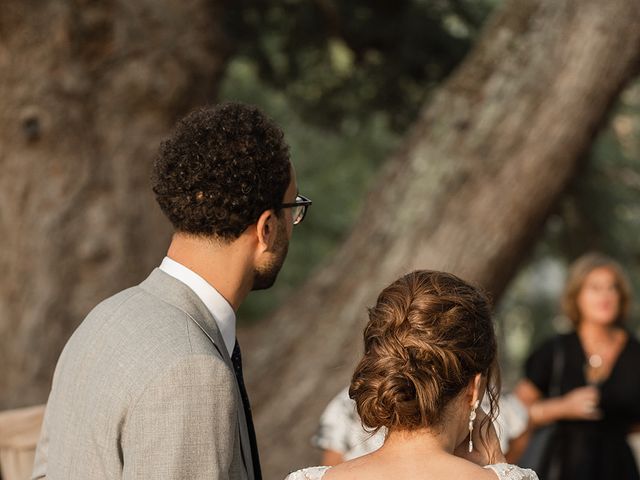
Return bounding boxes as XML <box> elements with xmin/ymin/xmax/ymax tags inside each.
<box><xmin>159</xmin><ymin>256</ymin><xmax>236</xmax><ymax>355</ymax></box>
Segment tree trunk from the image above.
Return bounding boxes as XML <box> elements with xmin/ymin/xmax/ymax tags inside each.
<box><xmin>241</xmin><ymin>0</ymin><xmax>640</xmax><ymax>477</ymax></box>
<box><xmin>0</xmin><ymin>0</ymin><xmax>228</xmax><ymax>409</ymax></box>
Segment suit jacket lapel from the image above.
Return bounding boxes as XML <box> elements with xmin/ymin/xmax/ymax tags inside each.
<box><xmin>139</xmin><ymin>269</ymin><xmax>255</xmax><ymax>480</ymax></box>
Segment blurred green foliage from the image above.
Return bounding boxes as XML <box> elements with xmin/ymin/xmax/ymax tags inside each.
<box><xmin>224</xmin><ymin>0</ymin><xmax>495</xmax><ymax>132</ymax></box>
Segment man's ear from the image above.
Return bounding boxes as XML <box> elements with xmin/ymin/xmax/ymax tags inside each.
<box><xmin>255</xmin><ymin>209</ymin><xmax>277</xmax><ymax>251</ymax></box>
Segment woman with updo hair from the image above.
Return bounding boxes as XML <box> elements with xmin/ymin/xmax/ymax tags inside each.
<box><xmin>286</xmin><ymin>270</ymin><xmax>538</xmax><ymax>480</ymax></box>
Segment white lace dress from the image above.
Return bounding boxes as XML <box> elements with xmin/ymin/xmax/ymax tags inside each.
<box><xmin>284</xmin><ymin>463</ymin><xmax>539</xmax><ymax>480</ymax></box>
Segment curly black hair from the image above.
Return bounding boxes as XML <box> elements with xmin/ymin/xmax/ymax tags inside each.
<box><xmin>152</xmin><ymin>102</ymin><xmax>292</xmax><ymax>240</ymax></box>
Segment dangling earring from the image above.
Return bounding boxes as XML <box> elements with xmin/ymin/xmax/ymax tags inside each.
<box><xmin>468</xmin><ymin>400</ymin><xmax>479</xmax><ymax>453</ymax></box>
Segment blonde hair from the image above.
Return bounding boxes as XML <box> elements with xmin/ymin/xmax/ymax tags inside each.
<box><xmin>561</xmin><ymin>252</ymin><xmax>632</xmax><ymax>326</ymax></box>
<box><xmin>349</xmin><ymin>270</ymin><xmax>500</xmax><ymax>443</ymax></box>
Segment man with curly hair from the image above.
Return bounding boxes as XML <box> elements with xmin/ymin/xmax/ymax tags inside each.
<box><xmin>33</xmin><ymin>103</ymin><xmax>311</xmax><ymax>480</ymax></box>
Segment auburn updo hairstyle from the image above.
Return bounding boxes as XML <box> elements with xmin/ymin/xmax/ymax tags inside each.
<box><xmin>350</xmin><ymin>270</ymin><xmax>499</xmax><ymax>435</ymax></box>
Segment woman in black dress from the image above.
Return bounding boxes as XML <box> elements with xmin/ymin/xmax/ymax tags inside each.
<box><xmin>515</xmin><ymin>253</ymin><xmax>640</xmax><ymax>480</ymax></box>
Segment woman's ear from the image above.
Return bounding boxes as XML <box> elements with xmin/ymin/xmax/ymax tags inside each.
<box><xmin>469</xmin><ymin>373</ymin><xmax>483</xmax><ymax>407</ymax></box>
<box><xmin>255</xmin><ymin>209</ymin><xmax>277</xmax><ymax>251</ymax></box>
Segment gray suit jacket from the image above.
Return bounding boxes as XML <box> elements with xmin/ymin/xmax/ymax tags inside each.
<box><xmin>33</xmin><ymin>269</ymin><xmax>254</xmax><ymax>480</ymax></box>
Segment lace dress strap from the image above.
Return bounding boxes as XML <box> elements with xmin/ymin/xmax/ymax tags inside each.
<box><xmin>484</xmin><ymin>463</ymin><xmax>539</xmax><ymax>480</ymax></box>
<box><xmin>284</xmin><ymin>466</ymin><xmax>331</xmax><ymax>480</ymax></box>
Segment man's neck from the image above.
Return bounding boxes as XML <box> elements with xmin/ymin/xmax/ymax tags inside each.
<box><xmin>166</xmin><ymin>233</ymin><xmax>254</xmax><ymax>311</ymax></box>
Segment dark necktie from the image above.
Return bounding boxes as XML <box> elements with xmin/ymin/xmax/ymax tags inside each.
<box><xmin>231</xmin><ymin>340</ymin><xmax>262</xmax><ymax>480</ymax></box>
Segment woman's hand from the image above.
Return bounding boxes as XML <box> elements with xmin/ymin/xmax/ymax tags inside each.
<box><xmin>454</xmin><ymin>408</ymin><xmax>505</xmax><ymax>466</ymax></box>
<box><xmin>517</xmin><ymin>380</ymin><xmax>601</xmax><ymax>426</ymax></box>
<box><xmin>558</xmin><ymin>386</ymin><xmax>601</xmax><ymax>420</ymax></box>
<box><xmin>527</xmin><ymin>385</ymin><xmax>601</xmax><ymax>425</ymax></box>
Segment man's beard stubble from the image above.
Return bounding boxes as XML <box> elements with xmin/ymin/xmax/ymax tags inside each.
<box><xmin>252</xmin><ymin>219</ymin><xmax>289</xmax><ymax>291</ymax></box>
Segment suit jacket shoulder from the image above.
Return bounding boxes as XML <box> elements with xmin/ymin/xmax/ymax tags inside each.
<box><xmin>33</xmin><ymin>269</ymin><xmax>250</xmax><ymax>480</ymax></box>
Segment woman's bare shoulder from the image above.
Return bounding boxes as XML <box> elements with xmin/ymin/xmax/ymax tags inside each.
<box><xmin>321</xmin><ymin>454</ymin><xmax>500</xmax><ymax>480</ymax></box>
<box><xmin>320</xmin><ymin>451</ymin><xmax>402</xmax><ymax>480</ymax></box>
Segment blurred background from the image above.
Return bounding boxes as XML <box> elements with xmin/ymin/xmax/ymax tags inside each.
<box><xmin>1</xmin><ymin>0</ymin><xmax>639</xmax><ymax>478</ymax></box>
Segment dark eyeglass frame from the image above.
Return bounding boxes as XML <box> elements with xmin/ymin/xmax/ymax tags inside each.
<box><xmin>280</xmin><ymin>194</ymin><xmax>312</xmax><ymax>225</ymax></box>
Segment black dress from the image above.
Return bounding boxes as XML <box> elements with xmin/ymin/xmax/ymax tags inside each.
<box><xmin>525</xmin><ymin>331</ymin><xmax>640</xmax><ymax>480</ymax></box>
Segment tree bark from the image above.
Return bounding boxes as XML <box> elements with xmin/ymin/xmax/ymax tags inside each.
<box><xmin>0</xmin><ymin>0</ymin><xmax>228</xmax><ymax>409</ymax></box>
<box><xmin>240</xmin><ymin>0</ymin><xmax>640</xmax><ymax>477</ymax></box>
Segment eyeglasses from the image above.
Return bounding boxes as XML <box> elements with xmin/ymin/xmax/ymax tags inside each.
<box><xmin>281</xmin><ymin>194</ymin><xmax>312</xmax><ymax>225</ymax></box>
